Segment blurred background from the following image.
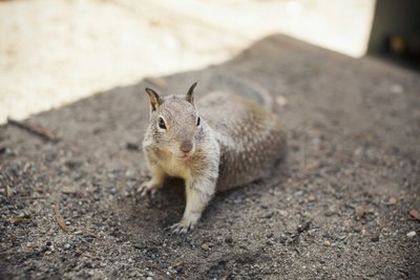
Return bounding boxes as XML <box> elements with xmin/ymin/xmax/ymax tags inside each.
<box><xmin>0</xmin><ymin>0</ymin><xmax>419</xmax><ymax>124</ymax></box>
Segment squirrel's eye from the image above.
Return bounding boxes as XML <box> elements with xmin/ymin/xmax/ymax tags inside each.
<box><xmin>196</xmin><ymin>117</ymin><xmax>201</xmax><ymax>127</ymax></box>
<box><xmin>158</xmin><ymin>117</ymin><xmax>166</xmax><ymax>130</ymax></box>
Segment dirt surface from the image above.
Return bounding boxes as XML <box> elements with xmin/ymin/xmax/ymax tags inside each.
<box><xmin>1</xmin><ymin>35</ymin><xmax>419</xmax><ymax>279</ymax></box>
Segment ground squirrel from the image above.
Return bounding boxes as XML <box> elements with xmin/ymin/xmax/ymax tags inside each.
<box><xmin>139</xmin><ymin>82</ymin><xmax>287</xmax><ymax>233</ymax></box>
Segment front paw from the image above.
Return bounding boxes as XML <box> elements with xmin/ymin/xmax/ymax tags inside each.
<box><xmin>169</xmin><ymin>220</ymin><xmax>196</xmax><ymax>234</ymax></box>
<box><xmin>137</xmin><ymin>180</ymin><xmax>162</xmax><ymax>197</ymax></box>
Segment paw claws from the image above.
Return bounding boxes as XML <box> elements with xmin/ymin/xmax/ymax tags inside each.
<box><xmin>137</xmin><ymin>181</ymin><xmax>160</xmax><ymax>197</ymax></box>
<box><xmin>169</xmin><ymin>221</ymin><xmax>195</xmax><ymax>234</ymax></box>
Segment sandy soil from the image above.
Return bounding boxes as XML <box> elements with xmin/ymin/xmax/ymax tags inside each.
<box><xmin>1</xmin><ymin>35</ymin><xmax>419</xmax><ymax>279</ymax></box>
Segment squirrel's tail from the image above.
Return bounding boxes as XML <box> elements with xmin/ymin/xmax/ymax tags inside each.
<box><xmin>212</xmin><ymin>73</ymin><xmax>274</xmax><ymax>111</ymax></box>
<box><xmin>238</xmin><ymin>79</ymin><xmax>274</xmax><ymax>111</ymax></box>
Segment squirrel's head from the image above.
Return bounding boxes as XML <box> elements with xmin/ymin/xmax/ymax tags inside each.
<box><xmin>144</xmin><ymin>82</ymin><xmax>203</xmax><ymax>160</ymax></box>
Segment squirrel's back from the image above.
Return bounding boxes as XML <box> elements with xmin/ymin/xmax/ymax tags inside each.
<box><xmin>198</xmin><ymin>91</ymin><xmax>287</xmax><ymax>191</ymax></box>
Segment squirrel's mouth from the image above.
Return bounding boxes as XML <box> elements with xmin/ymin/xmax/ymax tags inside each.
<box><xmin>174</xmin><ymin>147</ymin><xmax>195</xmax><ymax>160</ymax></box>
<box><xmin>176</xmin><ymin>151</ymin><xmax>194</xmax><ymax>160</ymax></box>
<box><xmin>178</xmin><ymin>153</ymin><xmax>191</xmax><ymax>160</ymax></box>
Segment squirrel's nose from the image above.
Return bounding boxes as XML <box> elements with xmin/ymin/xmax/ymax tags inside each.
<box><xmin>180</xmin><ymin>140</ymin><xmax>193</xmax><ymax>153</ymax></box>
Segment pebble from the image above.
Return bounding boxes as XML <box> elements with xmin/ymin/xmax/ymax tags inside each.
<box><xmin>278</xmin><ymin>210</ymin><xmax>288</xmax><ymax>217</ymax></box>
<box><xmin>201</xmin><ymin>243</ymin><xmax>210</xmax><ymax>251</ymax></box>
<box><xmin>390</xmin><ymin>84</ymin><xmax>403</xmax><ymax>94</ymax></box>
<box><xmin>64</xmin><ymin>243</ymin><xmax>71</xmax><ymax>250</ymax></box>
<box><xmin>387</xmin><ymin>197</ymin><xmax>397</xmax><ymax>205</ymax></box>
<box><xmin>65</xmin><ymin>160</ymin><xmax>82</xmax><ymax>170</ymax></box>
<box><xmin>323</xmin><ymin>240</ymin><xmax>331</xmax><ymax>247</ymax></box>
<box><xmin>224</xmin><ymin>237</ymin><xmax>233</xmax><ymax>244</ymax></box>
<box><xmin>146</xmin><ymin>277</ymin><xmax>153</xmax><ymax>280</ymax></box>
<box><xmin>370</xmin><ymin>235</ymin><xmax>380</xmax><ymax>242</ymax></box>
<box><xmin>354</xmin><ymin>147</ymin><xmax>364</xmax><ymax>157</ymax></box>
<box><xmin>276</xmin><ymin>95</ymin><xmax>288</xmax><ymax>106</ymax></box>
<box><xmin>406</xmin><ymin>231</ymin><xmax>416</xmax><ymax>238</ymax></box>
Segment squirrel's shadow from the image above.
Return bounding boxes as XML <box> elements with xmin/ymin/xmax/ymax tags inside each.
<box><xmin>129</xmin><ymin>177</ymin><xmax>186</xmax><ymax>229</ymax></box>
<box><xmin>127</xmin><ymin>159</ymin><xmax>288</xmax><ymax>237</ymax></box>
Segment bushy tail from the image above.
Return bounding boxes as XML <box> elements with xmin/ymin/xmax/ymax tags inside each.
<box><xmin>237</xmin><ymin>78</ymin><xmax>274</xmax><ymax>110</ymax></box>
<box><xmin>222</xmin><ymin>74</ymin><xmax>274</xmax><ymax>110</ymax></box>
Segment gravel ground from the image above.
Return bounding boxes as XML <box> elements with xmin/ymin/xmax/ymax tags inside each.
<box><xmin>1</xmin><ymin>35</ymin><xmax>419</xmax><ymax>279</ymax></box>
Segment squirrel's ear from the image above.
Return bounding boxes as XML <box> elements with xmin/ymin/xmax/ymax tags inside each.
<box><xmin>145</xmin><ymin>88</ymin><xmax>162</xmax><ymax>111</ymax></box>
<box><xmin>186</xmin><ymin>82</ymin><xmax>197</xmax><ymax>104</ymax></box>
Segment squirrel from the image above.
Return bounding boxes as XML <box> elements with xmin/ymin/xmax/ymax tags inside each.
<box><xmin>139</xmin><ymin>82</ymin><xmax>287</xmax><ymax>233</ymax></box>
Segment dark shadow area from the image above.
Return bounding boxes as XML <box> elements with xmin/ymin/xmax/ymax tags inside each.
<box><xmin>368</xmin><ymin>0</ymin><xmax>420</xmax><ymax>71</ymax></box>
<box><xmin>1</xmin><ymin>34</ymin><xmax>419</xmax><ymax>279</ymax></box>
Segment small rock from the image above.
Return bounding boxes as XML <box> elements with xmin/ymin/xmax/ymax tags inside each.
<box><xmin>278</xmin><ymin>210</ymin><xmax>288</xmax><ymax>217</ymax></box>
<box><xmin>354</xmin><ymin>147</ymin><xmax>364</xmax><ymax>157</ymax></box>
<box><xmin>224</xmin><ymin>237</ymin><xmax>233</xmax><ymax>244</ymax></box>
<box><xmin>390</xmin><ymin>84</ymin><xmax>403</xmax><ymax>94</ymax></box>
<box><xmin>146</xmin><ymin>277</ymin><xmax>153</xmax><ymax>280</ymax></box>
<box><xmin>65</xmin><ymin>160</ymin><xmax>82</xmax><ymax>170</ymax></box>
<box><xmin>337</xmin><ymin>234</ymin><xmax>347</xmax><ymax>241</ymax></box>
<box><xmin>201</xmin><ymin>243</ymin><xmax>210</xmax><ymax>251</ymax></box>
<box><xmin>276</xmin><ymin>95</ymin><xmax>288</xmax><ymax>106</ymax></box>
<box><xmin>409</xmin><ymin>209</ymin><xmax>420</xmax><ymax>221</ymax></box>
<box><xmin>304</xmin><ymin>161</ymin><xmax>319</xmax><ymax>172</ymax></box>
<box><xmin>352</xmin><ymin>224</ymin><xmax>362</xmax><ymax>233</ymax></box>
<box><xmin>325</xmin><ymin>210</ymin><xmax>337</xmax><ymax>217</ymax></box>
<box><xmin>323</xmin><ymin>240</ymin><xmax>331</xmax><ymax>247</ymax></box>
<box><xmin>64</xmin><ymin>243</ymin><xmax>71</xmax><ymax>250</ymax></box>
<box><xmin>355</xmin><ymin>206</ymin><xmax>367</xmax><ymax>219</ymax></box>
<box><xmin>297</xmin><ymin>221</ymin><xmax>311</xmax><ymax>233</ymax></box>
<box><xmin>62</xmin><ymin>186</ymin><xmax>78</xmax><ymax>194</ymax></box>
<box><xmin>370</xmin><ymin>235</ymin><xmax>380</xmax><ymax>242</ymax></box>
<box><xmin>406</xmin><ymin>231</ymin><xmax>416</xmax><ymax>238</ymax></box>
<box><xmin>263</xmin><ymin>212</ymin><xmax>274</xmax><ymax>219</ymax></box>
<box><xmin>311</xmin><ymin>137</ymin><xmax>321</xmax><ymax>149</ymax></box>
<box><xmin>65</xmin><ymin>220</ymin><xmax>71</xmax><ymax>226</ymax></box>
<box><xmin>387</xmin><ymin>197</ymin><xmax>397</xmax><ymax>205</ymax></box>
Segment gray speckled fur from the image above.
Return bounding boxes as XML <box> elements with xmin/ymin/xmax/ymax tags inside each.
<box><xmin>140</xmin><ymin>85</ymin><xmax>286</xmax><ymax>232</ymax></box>
<box><xmin>198</xmin><ymin>91</ymin><xmax>286</xmax><ymax>191</ymax></box>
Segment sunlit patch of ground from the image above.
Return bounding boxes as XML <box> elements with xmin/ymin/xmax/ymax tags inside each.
<box><xmin>0</xmin><ymin>0</ymin><xmax>375</xmax><ymax>123</ymax></box>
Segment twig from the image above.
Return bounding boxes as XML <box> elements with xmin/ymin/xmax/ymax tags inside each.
<box><xmin>5</xmin><ymin>185</ymin><xmax>11</xmax><ymax>198</ymax></box>
<box><xmin>54</xmin><ymin>203</ymin><xmax>68</xmax><ymax>232</ymax></box>
<box><xmin>7</xmin><ymin>117</ymin><xmax>60</xmax><ymax>142</ymax></box>
<box><xmin>8</xmin><ymin>215</ymin><xmax>31</xmax><ymax>224</ymax></box>
<box><xmin>302</xmin><ymin>122</ymin><xmax>307</xmax><ymax>169</ymax></box>
<box><xmin>20</xmin><ymin>195</ymin><xmax>48</xmax><ymax>200</ymax></box>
